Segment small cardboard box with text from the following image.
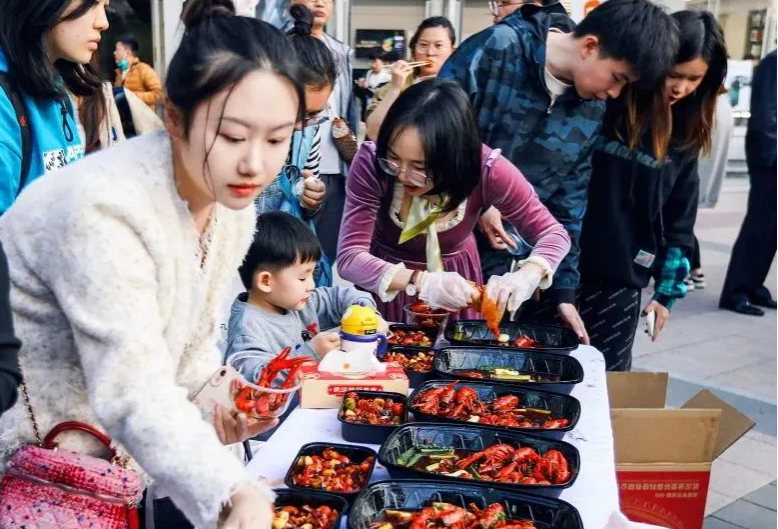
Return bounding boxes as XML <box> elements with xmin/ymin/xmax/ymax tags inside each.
<box><xmin>607</xmin><ymin>372</ymin><xmax>754</xmax><ymax>529</ymax></box>
<box><xmin>299</xmin><ymin>361</ymin><xmax>409</xmax><ymax>408</ymax></box>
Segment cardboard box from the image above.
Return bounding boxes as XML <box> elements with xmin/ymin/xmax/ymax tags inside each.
<box><xmin>607</xmin><ymin>372</ymin><xmax>754</xmax><ymax>529</ymax></box>
<box><xmin>299</xmin><ymin>361</ymin><xmax>409</xmax><ymax>408</ymax></box>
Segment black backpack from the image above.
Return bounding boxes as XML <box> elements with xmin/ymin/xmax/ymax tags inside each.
<box><xmin>0</xmin><ymin>72</ymin><xmax>32</xmax><ymax>196</ymax></box>
<box><xmin>112</xmin><ymin>87</ymin><xmax>137</xmax><ymax>138</ymax></box>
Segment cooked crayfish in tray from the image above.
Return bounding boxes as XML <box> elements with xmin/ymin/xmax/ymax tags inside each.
<box><xmin>273</xmin><ymin>504</ymin><xmax>340</xmax><ymax>529</ymax></box>
<box><xmin>373</xmin><ymin>502</ymin><xmax>538</xmax><ymax>529</ymax></box>
<box><xmin>286</xmin><ymin>444</ymin><xmax>376</xmax><ymax>495</ymax></box>
<box><xmin>410</xmin><ymin>381</ymin><xmax>573</xmax><ymax>430</ymax></box>
<box><xmin>382</xmin><ymin>349</ymin><xmax>435</xmax><ymax>372</ymax></box>
<box><xmin>394</xmin><ymin>444</ymin><xmax>571</xmax><ymax>486</ymax></box>
<box><xmin>388</xmin><ymin>326</ymin><xmax>436</xmax><ymax>348</ymax></box>
<box><xmin>341</xmin><ymin>392</ymin><xmax>405</xmax><ymax>426</ymax></box>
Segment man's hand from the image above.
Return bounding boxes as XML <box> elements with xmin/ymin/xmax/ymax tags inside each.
<box><xmin>213</xmin><ymin>405</ymin><xmax>278</xmax><ymax>445</ymax></box>
<box><xmin>300</xmin><ymin>171</ymin><xmax>326</xmax><ymax>211</ymax></box>
<box><xmin>477</xmin><ymin>207</ymin><xmax>518</xmax><ymax>251</ymax></box>
<box><xmin>642</xmin><ymin>300</ymin><xmax>670</xmax><ymax>342</ymax></box>
<box><xmin>557</xmin><ymin>303</ymin><xmax>590</xmax><ymax>345</ymax></box>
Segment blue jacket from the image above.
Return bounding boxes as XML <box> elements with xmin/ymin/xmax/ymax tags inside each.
<box><xmin>0</xmin><ymin>48</ymin><xmax>84</xmax><ymax>214</ymax></box>
<box><xmin>439</xmin><ymin>4</ymin><xmax>605</xmax><ymax>303</ymax></box>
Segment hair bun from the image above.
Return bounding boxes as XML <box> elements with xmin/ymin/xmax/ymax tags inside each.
<box><xmin>181</xmin><ymin>0</ymin><xmax>236</xmax><ymax>31</ymax></box>
<box><xmin>287</xmin><ymin>4</ymin><xmax>314</xmax><ymax>36</ymax></box>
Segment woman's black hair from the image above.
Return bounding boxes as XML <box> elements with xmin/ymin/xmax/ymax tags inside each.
<box><xmin>409</xmin><ymin>16</ymin><xmax>456</xmax><ymax>55</ymax></box>
<box><xmin>285</xmin><ymin>4</ymin><xmax>337</xmax><ymax>91</ymax></box>
<box><xmin>669</xmin><ymin>10</ymin><xmax>728</xmax><ymax>155</ymax></box>
<box><xmin>117</xmin><ymin>34</ymin><xmax>140</xmax><ymax>54</ymax></box>
<box><xmin>0</xmin><ymin>0</ymin><xmax>103</xmax><ymax>99</ymax></box>
<box><xmin>239</xmin><ymin>211</ymin><xmax>322</xmax><ymax>289</ymax></box>
<box><xmin>170</xmin><ymin>0</ymin><xmax>306</xmax><ymax>135</ymax></box>
<box><xmin>375</xmin><ymin>79</ymin><xmax>481</xmax><ymax>214</ymax></box>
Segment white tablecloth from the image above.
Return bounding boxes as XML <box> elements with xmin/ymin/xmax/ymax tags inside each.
<box><xmin>246</xmin><ymin>345</ymin><xmax>620</xmax><ymax>528</ymax></box>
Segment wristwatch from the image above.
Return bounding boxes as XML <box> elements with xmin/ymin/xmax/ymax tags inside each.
<box><xmin>405</xmin><ymin>270</ymin><xmax>422</xmax><ymax>297</ymax></box>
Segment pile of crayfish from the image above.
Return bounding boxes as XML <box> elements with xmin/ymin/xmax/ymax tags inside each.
<box><xmin>290</xmin><ymin>448</ymin><xmax>373</xmax><ymax>493</ymax></box>
<box><xmin>273</xmin><ymin>504</ymin><xmax>339</xmax><ymax>529</ymax></box>
<box><xmin>413</xmin><ymin>382</ymin><xmax>569</xmax><ymax>429</ymax></box>
<box><xmin>232</xmin><ymin>347</ymin><xmax>306</xmax><ymax>418</ymax></box>
<box><xmin>407</xmin><ymin>301</ymin><xmax>449</xmax><ymax>328</ymax></box>
<box><xmin>341</xmin><ymin>393</ymin><xmax>405</xmax><ymax>425</ymax></box>
<box><xmin>387</xmin><ymin>329</ymin><xmax>434</xmax><ymax>348</ymax></box>
<box><xmin>382</xmin><ymin>350</ymin><xmax>434</xmax><ymax>372</ymax></box>
<box><xmin>374</xmin><ymin>501</ymin><xmax>537</xmax><ymax>529</ymax></box>
<box><xmin>399</xmin><ymin>443</ymin><xmax>571</xmax><ymax>486</ymax></box>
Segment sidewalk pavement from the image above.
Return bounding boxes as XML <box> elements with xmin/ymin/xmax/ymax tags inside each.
<box><xmin>632</xmin><ymin>176</ymin><xmax>776</xmax><ymax>528</ymax></box>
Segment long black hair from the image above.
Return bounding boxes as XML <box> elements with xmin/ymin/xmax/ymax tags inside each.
<box><xmin>170</xmin><ymin>0</ymin><xmax>306</xmax><ymax>135</ymax></box>
<box><xmin>669</xmin><ymin>10</ymin><xmax>728</xmax><ymax>156</ymax></box>
<box><xmin>285</xmin><ymin>4</ymin><xmax>337</xmax><ymax>91</ymax></box>
<box><xmin>376</xmin><ymin>79</ymin><xmax>481</xmax><ymax>214</ymax></box>
<box><xmin>0</xmin><ymin>0</ymin><xmax>105</xmax><ymax>99</ymax></box>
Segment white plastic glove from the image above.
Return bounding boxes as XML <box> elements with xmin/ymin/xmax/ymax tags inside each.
<box><xmin>419</xmin><ymin>271</ymin><xmax>477</xmax><ymax>311</ymax></box>
<box><xmin>484</xmin><ymin>267</ymin><xmax>544</xmax><ymax>317</ymax></box>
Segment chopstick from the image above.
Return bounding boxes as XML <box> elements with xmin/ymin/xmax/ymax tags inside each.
<box><xmin>382</xmin><ymin>61</ymin><xmax>432</xmax><ymax>71</ymax></box>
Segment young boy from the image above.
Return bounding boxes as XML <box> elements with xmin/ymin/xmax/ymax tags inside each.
<box><xmin>439</xmin><ymin>0</ymin><xmax>678</xmax><ymax>341</ymax></box>
<box><xmin>225</xmin><ymin>211</ymin><xmax>380</xmax><ymax>384</ymax></box>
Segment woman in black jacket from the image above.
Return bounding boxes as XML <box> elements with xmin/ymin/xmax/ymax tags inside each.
<box><xmin>577</xmin><ymin>10</ymin><xmax>727</xmax><ymax>371</ymax></box>
<box><xmin>0</xmin><ymin>239</ymin><xmax>21</xmax><ymax>415</ymax></box>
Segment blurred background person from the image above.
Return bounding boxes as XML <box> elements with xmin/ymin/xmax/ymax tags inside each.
<box><xmin>113</xmin><ymin>33</ymin><xmax>163</xmax><ymax>110</ymax></box>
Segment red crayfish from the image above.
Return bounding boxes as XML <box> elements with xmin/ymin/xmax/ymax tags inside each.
<box><xmin>233</xmin><ymin>347</ymin><xmax>306</xmax><ymax>417</ymax></box>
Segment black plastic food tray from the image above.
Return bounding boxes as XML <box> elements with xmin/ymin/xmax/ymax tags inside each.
<box><xmin>432</xmin><ymin>346</ymin><xmax>584</xmax><ymax>387</ymax></box>
<box><xmin>339</xmin><ymin>390</ymin><xmax>409</xmax><ymax>445</ymax></box>
<box><xmin>388</xmin><ymin>324</ymin><xmax>439</xmax><ymax>349</ymax></box>
<box><xmin>378</xmin><ymin>423</ymin><xmax>579</xmax><ymax>490</ymax></box>
<box><xmin>284</xmin><ymin>442</ymin><xmax>378</xmax><ymax>505</ymax></box>
<box><xmin>378</xmin><ymin>346</ymin><xmax>437</xmax><ymax>388</ymax></box>
<box><xmin>408</xmin><ymin>380</ymin><xmax>580</xmax><ymax>432</ymax></box>
<box><xmin>349</xmin><ymin>480</ymin><xmax>583</xmax><ymax>529</ymax></box>
<box><xmin>445</xmin><ymin>320</ymin><xmax>579</xmax><ymax>352</ymax></box>
<box><xmin>273</xmin><ymin>488</ymin><xmax>348</xmax><ymax>527</ymax></box>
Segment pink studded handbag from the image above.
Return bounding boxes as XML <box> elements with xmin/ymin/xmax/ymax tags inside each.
<box><xmin>0</xmin><ymin>383</ymin><xmax>143</xmax><ymax>529</ymax></box>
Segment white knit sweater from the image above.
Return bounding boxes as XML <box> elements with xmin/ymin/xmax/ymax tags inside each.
<box><xmin>0</xmin><ymin>131</ymin><xmax>267</xmax><ymax>528</ymax></box>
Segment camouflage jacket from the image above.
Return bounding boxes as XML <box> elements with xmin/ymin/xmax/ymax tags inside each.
<box><xmin>439</xmin><ymin>4</ymin><xmax>605</xmax><ymax>304</ymax></box>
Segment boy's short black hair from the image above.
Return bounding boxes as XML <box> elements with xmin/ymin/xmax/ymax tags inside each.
<box><xmin>118</xmin><ymin>34</ymin><xmax>140</xmax><ymax>53</ymax></box>
<box><xmin>239</xmin><ymin>212</ymin><xmax>322</xmax><ymax>290</ymax></box>
<box><xmin>367</xmin><ymin>47</ymin><xmax>385</xmax><ymax>61</ymax></box>
<box><xmin>574</xmin><ymin>0</ymin><xmax>679</xmax><ymax>88</ymax></box>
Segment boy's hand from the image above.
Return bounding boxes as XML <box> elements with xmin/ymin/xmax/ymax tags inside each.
<box><xmin>311</xmin><ymin>331</ymin><xmax>341</xmax><ymax>356</ymax></box>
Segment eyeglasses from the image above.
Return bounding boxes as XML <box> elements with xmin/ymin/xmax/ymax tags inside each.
<box><xmin>414</xmin><ymin>42</ymin><xmax>452</xmax><ymax>54</ymax></box>
<box><xmin>304</xmin><ymin>107</ymin><xmax>331</xmax><ymax>128</ymax></box>
<box><xmin>377</xmin><ymin>157</ymin><xmax>429</xmax><ymax>187</ymax></box>
<box><xmin>488</xmin><ymin>0</ymin><xmax>525</xmax><ymax>16</ymax></box>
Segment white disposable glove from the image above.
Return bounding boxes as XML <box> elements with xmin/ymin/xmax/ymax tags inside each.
<box><xmin>419</xmin><ymin>271</ymin><xmax>477</xmax><ymax>311</ymax></box>
<box><xmin>484</xmin><ymin>267</ymin><xmax>544</xmax><ymax>317</ymax></box>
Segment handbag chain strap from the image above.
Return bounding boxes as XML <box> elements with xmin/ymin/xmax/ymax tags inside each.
<box><xmin>19</xmin><ymin>380</ymin><xmax>44</xmax><ymax>447</ymax></box>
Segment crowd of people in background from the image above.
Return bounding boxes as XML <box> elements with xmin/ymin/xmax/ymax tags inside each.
<box><xmin>0</xmin><ymin>0</ymin><xmax>774</xmax><ymax>527</ymax></box>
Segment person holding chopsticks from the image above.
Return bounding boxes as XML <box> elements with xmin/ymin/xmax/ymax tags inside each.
<box><xmin>365</xmin><ymin>17</ymin><xmax>457</xmax><ymax>140</ymax></box>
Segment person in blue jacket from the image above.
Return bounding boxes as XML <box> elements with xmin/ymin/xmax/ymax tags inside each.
<box><xmin>0</xmin><ymin>0</ymin><xmax>109</xmax><ymax>214</ymax></box>
<box><xmin>439</xmin><ymin>0</ymin><xmax>678</xmax><ymax>340</ymax></box>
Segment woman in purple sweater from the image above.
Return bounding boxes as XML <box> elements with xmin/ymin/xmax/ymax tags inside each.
<box><xmin>337</xmin><ymin>80</ymin><xmax>570</xmax><ymax>321</ymax></box>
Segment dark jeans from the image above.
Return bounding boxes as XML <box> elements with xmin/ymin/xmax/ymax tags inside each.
<box><xmin>314</xmin><ymin>173</ymin><xmax>346</xmax><ymax>263</ymax></box>
<box><xmin>720</xmin><ymin>165</ymin><xmax>777</xmax><ymax>306</ymax></box>
<box><xmin>692</xmin><ymin>235</ymin><xmax>701</xmax><ymax>271</ymax></box>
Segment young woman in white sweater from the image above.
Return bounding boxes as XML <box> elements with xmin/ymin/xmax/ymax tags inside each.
<box><xmin>0</xmin><ymin>1</ymin><xmax>306</xmax><ymax>528</ymax></box>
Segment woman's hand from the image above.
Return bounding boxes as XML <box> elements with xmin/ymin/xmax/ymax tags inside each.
<box><xmin>484</xmin><ymin>264</ymin><xmax>544</xmax><ymax>317</ymax></box>
<box><xmin>390</xmin><ymin>60</ymin><xmax>414</xmax><ymax>92</ymax></box>
<box><xmin>213</xmin><ymin>405</ymin><xmax>278</xmax><ymax>446</ymax></box>
<box><xmin>642</xmin><ymin>300</ymin><xmax>669</xmax><ymax>342</ymax></box>
<box><xmin>420</xmin><ymin>271</ymin><xmax>480</xmax><ymax>311</ymax></box>
<box><xmin>300</xmin><ymin>171</ymin><xmax>326</xmax><ymax>211</ymax></box>
<box><xmin>219</xmin><ymin>484</ymin><xmax>274</xmax><ymax>529</ymax></box>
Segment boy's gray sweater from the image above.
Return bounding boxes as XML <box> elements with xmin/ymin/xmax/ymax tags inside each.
<box><xmin>225</xmin><ymin>286</ymin><xmax>375</xmax><ymax>382</ymax></box>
